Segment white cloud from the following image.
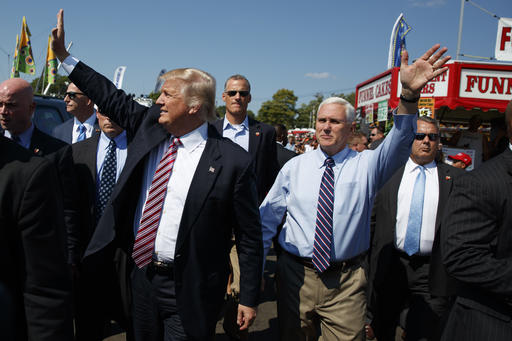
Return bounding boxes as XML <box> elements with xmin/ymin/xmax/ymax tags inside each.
<box><xmin>305</xmin><ymin>72</ymin><xmax>331</xmax><ymax>79</ymax></box>
<box><xmin>409</xmin><ymin>0</ymin><xmax>446</xmax><ymax>7</ymax></box>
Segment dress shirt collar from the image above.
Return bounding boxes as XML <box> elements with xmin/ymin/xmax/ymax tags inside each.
<box><xmin>99</xmin><ymin>130</ymin><xmax>127</xmax><ymax>149</ymax></box>
<box><xmin>314</xmin><ymin>145</ymin><xmax>351</xmax><ymax>169</ymax></box>
<box><xmin>405</xmin><ymin>157</ymin><xmax>437</xmax><ymax>175</ymax></box>
<box><xmin>4</xmin><ymin>123</ymin><xmax>34</xmax><ymax>149</ymax></box>
<box><xmin>178</xmin><ymin>122</ymin><xmax>208</xmax><ymax>152</ymax></box>
<box><xmin>74</xmin><ymin>111</ymin><xmax>97</xmax><ymax>131</ymax></box>
<box><xmin>222</xmin><ymin>115</ymin><xmax>249</xmax><ymax>132</ymax></box>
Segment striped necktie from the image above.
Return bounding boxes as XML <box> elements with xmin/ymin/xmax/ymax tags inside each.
<box><xmin>77</xmin><ymin>124</ymin><xmax>86</xmax><ymax>142</ymax></box>
<box><xmin>312</xmin><ymin>157</ymin><xmax>335</xmax><ymax>273</ymax></box>
<box><xmin>132</xmin><ymin>137</ymin><xmax>180</xmax><ymax>268</ymax></box>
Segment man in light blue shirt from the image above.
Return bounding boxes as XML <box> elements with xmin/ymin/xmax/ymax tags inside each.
<box><xmin>259</xmin><ymin>44</ymin><xmax>451</xmax><ymax>341</ymax></box>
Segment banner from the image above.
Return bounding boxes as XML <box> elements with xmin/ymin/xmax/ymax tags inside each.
<box><xmin>377</xmin><ymin>100</ymin><xmax>388</xmax><ymax>122</ymax></box>
<box><xmin>10</xmin><ymin>35</ymin><xmax>19</xmax><ymax>78</ymax></box>
<box><xmin>387</xmin><ymin>13</ymin><xmax>411</xmax><ymax>69</ymax></box>
<box><xmin>418</xmin><ymin>98</ymin><xmax>435</xmax><ymax>118</ymax></box>
<box><xmin>44</xmin><ymin>35</ymin><xmax>58</xmax><ymax>85</ymax></box>
<box><xmin>496</xmin><ymin>17</ymin><xmax>512</xmax><ymax>61</ymax></box>
<box><xmin>13</xmin><ymin>17</ymin><xmax>36</xmax><ymax>76</ymax></box>
<box><xmin>113</xmin><ymin>66</ymin><xmax>127</xmax><ymax>89</ymax></box>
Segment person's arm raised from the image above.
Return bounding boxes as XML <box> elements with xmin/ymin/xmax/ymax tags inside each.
<box><xmin>51</xmin><ymin>9</ymin><xmax>70</xmax><ymax>62</ymax></box>
<box><xmin>397</xmin><ymin>44</ymin><xmax>450</xmax><ymax>115</ymax></box>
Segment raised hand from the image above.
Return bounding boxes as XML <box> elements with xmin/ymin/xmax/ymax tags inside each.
<box><xmin>51</xmin><ymin>9</ymin><xmax>70</xmax><ymax>61</ymax></box>
<box><xmin>400</xmin><ymin>44</ymin><xmax>450</xmax><ymax>98</ymax></box>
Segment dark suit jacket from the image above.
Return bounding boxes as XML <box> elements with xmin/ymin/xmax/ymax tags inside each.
<box><xmin>69</xmin><ymin>61</ymin><xmax>263</xmax><ymax>340</ymax></box>
<box><xmin>213</xmin><ymin>116</ymin><xmax>278</xmax><ymax>203</ymax></box>
<box><xmin>276</xmin><ymin>142</ymin><xmax>297</xmax><ymax>169</ymax></box>
<box><xmin>52</xmin><ymin>116</ymin><xmax>99</xmax><ymax>144</ymax></box>
<box><xmin>441</xmin><ymin>149</ymin><xmax>512</xmax><ymax>340</ymax></box>
<box><xmin>0</xmin><ymin>135</ymin><xmax>73</xmax><ymax>341</ymax></box>
<box><xmin>369</xmin><ymin>162</ymin><xmax>463</xmax><ymax>298</ymax></box>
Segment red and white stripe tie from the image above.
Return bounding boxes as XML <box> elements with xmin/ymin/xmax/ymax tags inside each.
<box><xmin>132</xmin><ymin>137</ymin><xmax>180</xmax><ymax>268</ymax></box>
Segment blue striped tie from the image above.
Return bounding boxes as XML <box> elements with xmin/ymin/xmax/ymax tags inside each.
<box><xmin>404</xmin><ymin>166</ymin><xmax>426</xmax><ymax>256</ymax></box>
<box><xmin>312</xmin><ymin>157</ymin><xmax>335</xmax><ymax>273</ymax></box>
<box><xmin>77</xmin><ymin>124</ymin><xmax>86</xmax><ymax>142</ymax></box>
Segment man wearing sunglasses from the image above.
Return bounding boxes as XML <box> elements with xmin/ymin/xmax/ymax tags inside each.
<box><xmin>260</xmin><ymin>44</ymin><xmax>451</xmax><ymax>340</ymax></box>
<box><xmin>369</xmin><ymin>116</ymin><xmax>463</xmax><ymax>341</ymax></box>
<box><xmin>52</xmin><ymin>83</ymin><xmax>99</xmax><ymax>144</ymax></box>
<box><xmin>215</xmin><ymin>75</ymin><xmax>279</xmax><ymax>340</ymax></box>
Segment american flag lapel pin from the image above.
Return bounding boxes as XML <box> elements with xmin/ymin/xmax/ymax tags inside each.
<box><xmin>255</xmin><ymin>131</ymin><xmax>260</xmax><ymax>136</ymax></box>
<box><xmin>209</xmin><ymin>166</ymin><xmax>215</xmax><ymax>173</ymax></box>
<box><xmin>445</xmin><ymin>176</ymin><xmax>451</xmax><ymax>180</ymax></box>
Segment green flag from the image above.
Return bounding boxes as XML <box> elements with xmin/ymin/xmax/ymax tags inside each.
<box><xmin>10</xmin><ymin>35</ymin><xmax>19</xmax><ymax>78</ymax></box>
<box><xmin>44</xmin><ymin>34</ymin><xmax>58</xmax><ymax>85</ymax></box>
<box><xmin>14</xmin><ymin>16</ymin><xmax>36</xmax><ymax>76</ymax></box>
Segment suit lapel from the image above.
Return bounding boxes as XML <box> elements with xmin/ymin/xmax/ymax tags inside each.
<box><xmin>248</xmin><ymin>117</ymin><xmax>261</xmax><ymax>158</ymax></box>
<box><xmin>87</xmin><ymin>135</ymin><xmax>100</xmax><ymax>184</ymax></box>
<box><xmin>435</xmin><ymin>163</ymin><xmax>454</xmax><ymax>231</ymax></box>
<box><xmin>389</xmin><ymin>166</ymin><xmax>406</xmax><ymax>238</ymax></box>
<box><xmin>29</xmin><ymin>127</ymin><xmax>45</xmax><ymax>155</ymax></box>
<box><xmin>175</xmin><ymin>131</ymin><xmax>222</xmax><ymax>253</ymax></box>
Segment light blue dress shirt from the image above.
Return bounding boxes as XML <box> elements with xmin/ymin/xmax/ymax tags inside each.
<box><xmin>4</xmin><ymin>124</ymin><xmax>34</xmax><ymax>149</ymax></box>
<box><xmin>260</xmin><ymin>113</ymin><xmax>417</xmax><ymax>262</ymax></box>
<box><xmin>96</xmin><ymin>131</ymin><xmax>128</xmax><ymax>185</ymax></box>
<box><xmin>222</xmin><ymin>116</ymin><xmax>249</xmax><ymax>152</ymax></box>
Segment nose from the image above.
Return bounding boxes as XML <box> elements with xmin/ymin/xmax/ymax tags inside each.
<box><xmin>155</xmin><ymin>93</ymin><xmax>164</xmax><ymax>105</ymax></box>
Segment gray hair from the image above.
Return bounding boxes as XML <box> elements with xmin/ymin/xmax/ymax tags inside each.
<box><xmin>318</xmin><ymin>97</ymin><xmax>355</xmax><ymax>122</ymax></box>
<box><xmin>418</xmin><ymin>115</ymin><xmax>440</xmax><ymax>133</ymax></box>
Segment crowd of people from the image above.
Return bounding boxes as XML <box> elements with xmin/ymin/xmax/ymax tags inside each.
<box><xmin>1</xmin><ymin>9</ymin><xmax>511</xmax><ymax>341</ymax></box>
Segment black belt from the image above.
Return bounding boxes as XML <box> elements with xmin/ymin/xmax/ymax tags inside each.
<box><xmin>284</xmin><ymin>250</ymin><xmax>365</xmax><ymax>272</ymax></box>
<box><xmin>148</xmin><ymin>259</ymin><xmax>174</xmax><ymax>277</ymax></box>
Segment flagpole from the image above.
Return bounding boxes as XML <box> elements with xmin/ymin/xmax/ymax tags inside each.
<box><xmin>456</xmin><ymin>0</ymin><xmax>465</xmax><ymax>60</ymax></box>
<box><xmin>43</xmin><ymin>41</ymin><xmax>72</xmax><ymax>95</ymax></box>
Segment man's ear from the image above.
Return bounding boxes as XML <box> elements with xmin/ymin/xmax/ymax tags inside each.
<box><xmin>188</xmin><ymin>105</ymin><xmax>201</xmax><ymax>115</ymax></box>
<box><xmin>350</xmin><ymin>121</ymin><xmax>356</xmax><ymax>132</ymax></box>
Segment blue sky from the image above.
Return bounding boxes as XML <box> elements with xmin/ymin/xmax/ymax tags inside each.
<box><xmin>0</xmin><ymin>0</ymin><xmax>510</xmax><ymax>114</ymax></box>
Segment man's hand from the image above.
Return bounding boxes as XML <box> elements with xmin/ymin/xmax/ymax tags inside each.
<box><xmin>400</xmin><ymin>44</ymin><xmax>450</xmax><ymax>98</ymax></box>
<box><xmin>51</xmin><ymin>9</ymin><xmax>70</xmax><ymax>62</ymax></box>
<box><xmin>237</xmin><ymin>304</ymin><xmax>257</xmax><ymax>331</ymax></box>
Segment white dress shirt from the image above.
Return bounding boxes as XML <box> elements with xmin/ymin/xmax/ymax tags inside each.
<box><xmin>72</xmin><ymin>113</ymin><xmax>97</xmax><ymax>143</ymax></box>
<box><xmin>132</xmin><ymin>123</ymin><xmax>208</xmax><ymax>262</ymax></box>
<box><xmin>395</xmin><ymin>158</ymin><xmax>439</xmax><ymax>255</ymax></box>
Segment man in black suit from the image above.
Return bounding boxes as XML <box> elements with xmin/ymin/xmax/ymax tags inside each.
<box><xmin>70</xmin><ymin>110</ymin><xmax>130</xmax><ymax>340</ymax></box>
<box><xmin>52</xmin><ymin>10</ymin><xmax>262</xmax><ymax>340</ymax></box>
<box><xmin>214</xmin><ymin>74</ymin><xmax>278</xmax><ymax>339</ymax></box>
<box><xmin>0</xmin><ymin>135</ymin><xmax>73</xmax><ymax>340</ymax></box>
<box><xmin>52</xmin><ymin>82</ymin><xmax>99</xmax><ymax>143</ymax></box>
<box><xmin>440</xmin><ymin>100</ymin><xmax>512</xmax><ymax>341</ymax></box>
<box><xmin>369</xmin><ymin>116</ymin><xmax>463</xmax><ymax>341</ymax></box>
<box><xmin>274</xmin><ymin>123</ymin><xmax>297</xmax><ymax>168</ymax></box>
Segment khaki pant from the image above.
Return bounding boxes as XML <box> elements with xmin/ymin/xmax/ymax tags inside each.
<box><xmin>276</xmin><ymin>252</ymin><xmax>367</xmax><ymax>341</ymax></box>
<box><xmin>223</xmin><ymin>244</ymin><xmax>248</xmax><ymax>340</ymax></box>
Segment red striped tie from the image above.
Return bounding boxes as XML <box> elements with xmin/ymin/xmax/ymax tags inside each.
<box><xmin>132</xmin><ymin>137</ymin><xmax>180</xmax><ymax>268</ymax></box>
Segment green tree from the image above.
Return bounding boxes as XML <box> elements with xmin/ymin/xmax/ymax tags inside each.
<box><xmin>148</xmin><ymin>91</ymin><xmax>160</xmax><ymax>102</ymax></box>
<box><xmin>296</xmin><ymin>93</ymin><xmax>324</xmax><ymax>129</ymax></box>
<box><xmin>30</xmin><ymin>74</ymin><xmax>70</xmax><ymax>97</ymax></box>
<box><xmin>257</xmin><ymin>89</ymin><xmax>297</xmax><ymax>127</ymax></box>
<box><xmin>331</xmin><ymin>91</ymin><xmax>356</xmax><ymax>107</ymax></box>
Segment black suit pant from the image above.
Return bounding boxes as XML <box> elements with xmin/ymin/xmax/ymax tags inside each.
<box><xmin>131</xmin><ymin>263</ymin><xmax>188</xmax><ymax>341</ymax></box>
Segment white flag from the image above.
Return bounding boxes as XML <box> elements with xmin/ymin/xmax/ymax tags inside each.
<box><xmin>113</xmin><ymin>66</ymin><xmax>127</xmax><ymax>89</ymax></box>
<box><xmin>495</xmin><ymin>18</ymin><xmax>512</xmax><ymax>61</ymax></box>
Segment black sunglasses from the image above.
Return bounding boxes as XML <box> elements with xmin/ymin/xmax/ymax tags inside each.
<box><xmin>225</xmin><ymin>90</ymin><xmax>250</xmax><ymax>97</ymax></box>
<box><xmin>65</xmin><ymin>91</ymin><xmax>85</xmax><ymax>100</ymax></box>
<box><xmin>414</xmin><ymin>133</ymin><xmax>439</xmax><ymax>141</ymax></box>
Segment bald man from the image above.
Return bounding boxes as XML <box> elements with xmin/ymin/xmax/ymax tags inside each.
<box><xmin>0</xmin><ymin>78</ymin><xmax>68</xmax><ymax>154</ymax></box>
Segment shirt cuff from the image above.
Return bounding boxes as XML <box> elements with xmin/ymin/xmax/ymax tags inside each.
<box><xmin>61</xmin><ymin>55</ymin><xmax>80</xmax><ymax>74</ymax></box>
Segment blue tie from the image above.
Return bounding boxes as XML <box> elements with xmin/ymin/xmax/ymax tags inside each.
<box><xmin>96</xmin><ymin>139</ymin><xmax>117</xmax><ymax>225</ymax></box>
<box><xmin>404</xmin><ymin>166</ymin><xmax>426</xmax><ymax>256</ymax></box>
<box><xmin>77</xmin><ymin>124</ymin><xmax>86</xmax><ymax>142</ymax></box>
<box><xmin>312</xmin><ymin>157</ymin><xmax>335</xmax><ymax>273</ymax></box>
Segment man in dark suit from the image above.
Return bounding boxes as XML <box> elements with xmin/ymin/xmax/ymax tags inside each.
<box><xmin>274</xmin><ymin>123</ymin><xmax>297</xmax><ymax>168</ymax></box>
<box><xmin>214</xmin><ymin>74</ymin><xmax>278</xmax><ymax>339</ymax></box>
<box><xmin>70</xmin><ymin>110</ymin><xmax>130</xmax><ymax>340</ymax></box>
<box><xmin>52</xmin><ymin>82</ymin><xmax>99</xmax><ymax>144</ymax></box>
<box><xmin>369</xmin><ymin>116</ymin><xmax>463</xmax><ymax>341</ymax></box>
<box><xmin>440</xmin><ymin>100</ymin><xmax>512</xmax><ymax>341</ymax></box>
<box><xmin>0</xmin><ymin>135</ymin><xmax>73</xmax><ymax>340</ymax></box>
<box><xmin>52</xmin><ymin>10</ymin><xmax>262</xmax><ymax>340</ymax></box>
